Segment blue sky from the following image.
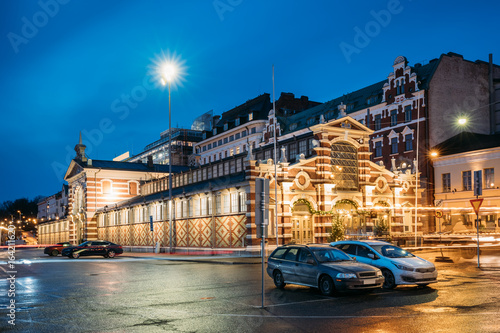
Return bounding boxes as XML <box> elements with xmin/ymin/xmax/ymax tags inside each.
<box><xmin>1</xmin><ymin>0</ymin><xmax>499</xmax><ymax>203</ymax></box>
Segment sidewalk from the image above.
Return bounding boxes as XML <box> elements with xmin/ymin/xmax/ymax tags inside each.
<box><xmin>119</xmin><ymin>251</ymin><xmax>262</xmax><ymax>265</ymax></box>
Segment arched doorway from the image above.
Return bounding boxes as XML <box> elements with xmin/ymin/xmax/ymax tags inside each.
<box><xmin>291</xmin><ymin>201</ymin><xmax>313</xmax><ymax>244</ymax></box>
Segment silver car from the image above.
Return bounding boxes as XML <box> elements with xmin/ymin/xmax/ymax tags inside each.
<box><xmin>331</xmin><ymin>240</ymin><xmax>438</xmax><ymax>289</ymax></box>
<box><xmin>267</xmin><ymin>244</ymin><xmax>384</xmax><ymax>296</ymax></box>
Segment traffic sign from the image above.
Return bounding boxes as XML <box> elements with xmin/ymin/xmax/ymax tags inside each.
<box><xmin>470</xmin><ymin>199</ymin><xmax>483</xmax><ymax>215</ymax></box>
<box><xmin>435</xmin><ymin>210</ymin><xmax>443</xmax><ymax>218</ymax></box>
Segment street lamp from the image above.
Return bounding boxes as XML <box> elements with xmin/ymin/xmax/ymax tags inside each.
<box><xmin>157</xmin><ymin>56</ymin><xmax>184</xmax><ymax>254</ymax></box>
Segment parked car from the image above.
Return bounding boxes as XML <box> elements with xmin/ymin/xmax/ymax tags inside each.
<box><xmin>331</xmin><ymin>240</ymin><xmax>438</xmax><ymax>289</ymax></box>
<box><xmin>267</xmin><ymin>244</ymin><xmax>384</xmax><ymax>296</ymax></box>
<box><xmin>44</xmin><ymin>242</ymin><xmax>72</xmax><ymax>256</ymax></box>
<box><xmin>61</xmin><ymin>240</ymin><xmax>123</xmax><ymax>259</ymax></box>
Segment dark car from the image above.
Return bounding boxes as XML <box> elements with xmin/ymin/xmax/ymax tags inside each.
<box><xmin>267</xmin><ymin>244</ymin><xmax>384</xmax><ymax>295</ymax></box>
<box><xmin>61</xmin><ymin>240</ymin><xmax>123</xmax><ymax>259</ymax></box>
<box><xmin>44</xmin><ymin>242</ymin><xmax>72</xmax><ymax>256</ymax></box>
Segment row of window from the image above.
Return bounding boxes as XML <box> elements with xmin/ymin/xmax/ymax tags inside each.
<box><xmin>373</xmin><ymin>134</ymin><xmax>413</xmax><ymax>158</ymax></box>
<box><xmin>141</xmin><ymin>157</ymin><xmax>246</xmax><ymax>196</ymax></box>
<box><xmin>256</xmin><ymin>138</ymin><xmax>315</xmax><ymax>162</ymax></box>
<box><xmin>99</xmin><ymin>192</ymin><xmax>247</xmax><ymax>226</ymax></box>
<box><xmin>374</xmin><ymin>105</ymin><xmax>412</xmax><ymax>130</ymax></box>
<box><xmin>442</xmin><ymin>168</ymin><xmax>495</xmax><ymax>192</ymax></box>
<box><xmin>200</xmin><ymin>127</ymin><xmax>258</xmax><ymax>153</ymax></box>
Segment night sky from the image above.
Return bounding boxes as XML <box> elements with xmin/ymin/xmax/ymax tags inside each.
<box><xmin>1</xmin><ymin>0</ymin><xmax>499</xmax><ymax>203</ymax></box>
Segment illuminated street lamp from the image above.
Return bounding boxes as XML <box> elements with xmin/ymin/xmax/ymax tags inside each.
<box><xmin>156</xmin><ymin>55</ymin><xmax>184</xmax><ymax>254</ymax></box>
<box><xmin>458</xmin><ymin>118</ymin><xmax>467</xmax><ymax>126</ymax></box>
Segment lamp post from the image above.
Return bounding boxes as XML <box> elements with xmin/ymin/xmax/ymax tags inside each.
<box><xmin>160</xmin><ymin>62</ymin><xmax>178</xmax><ymax>254</ymax></box>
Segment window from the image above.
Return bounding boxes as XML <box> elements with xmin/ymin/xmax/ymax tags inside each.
<box><xmin>235</xmin><ymin>118</ymin><xmax>240</xmax><ymax>126</ymax></box>
<box><xmin>404</xmin><ymin>105</ymin><xmax>412</xmax><ymax>122</ymax></box>
<box><xmin>251</xmin><ymin>127</ymin><xmax>256</xmax><ymax>134</ymax></box>
<box><xmin>396</xmin><ymin>81</ymin><xmax>401</xmax><ymax>95</ymax></box>
<box><xmin>405</xmin><ymin>134</ymin><xmax>412</xmax><ymax>151</ymax></box>
<box><xmin>224</xmin><ymin>137</ymin><xmax>228</xmax><ymax>144</ymax></box>
<box><xmin>462</xmin><ymin>171</ymin><xmax>472</xmax><ymax>191</ymax></box>
<box><xmin>242</xmin><ymin>130</ymin><xmax>247</xmax><ymax>137</ymax></box>
<box><xmin>375</xmin><ymin>114</ymin><xmax>381</xmax><ymax>130</ymax></box>
<box><xmin>216</xmin><ymin>195</ymin><xmax>221</xmax><ymax>214</ymax></box>
<box><xmin>485</xmin><ymin>168</ymin><xmax>494</xmax><ymax>189</ymax></box>
<box><xmin>231</xmin><ymin>193</ymin><xmax>238</xmax><ymax>213</ymax></box>
<box><xmin>239</xmin><ymin>192</ymin><xmax>246</xmax><ymax>212</ymax></box>
<box><xmin>218</xmin><ymin>139</ymin><xmax>222</xmax><ymax>146</ymax></box>
<box><xmin>289</xmin><ymin>123</ymin><xmax>297</xmax><ymax>131</ymax></box>
<box><xmin>389</xmin><ymin>138</ymin><xmax>397</xmax><ymax>154</ymax></box>
<box><xmin>224</xmin><ymin>123</ymin><xmax>228</xmax><ymax>130</ymax></box>
<box><xmin>102</xmin><ymin>180</ymin><xmax>112</xmax><ymax>194</ymax></box>
<box><xmin>307</xmin><ymin>118</ymin><xmax>316</xmax><ymax>126</ymax></box>
<box><xmin>208</xmin><ymin>197</ymin><xmax>213</xmax><ymax>214</ymax></box>
<box><xmin>223</xmin><ymin>194</ymin><xmax>230</xmax><ymax>213</ymax></box>
<box><xmin>213</xmin><ymin>141</ymin><xmax>217</xmax><ymax>148</ymax></box>
<box><xmin>442</xmin><ymin>173</ymin><xmax>451</xmax><ymax>193</ymax></box>
<box><xmin>248</xmin><ymin>113</ymin><xmax>253</xmax><ymax>121</ymax></box>
<box><xmin>375</xmin><ymin>141</ymin><xmax>382</xmax><ymax>158</ymax></box>
<box><xmin>401</xmin><ymin>79</ymin><xmax>405</xmax><ymax>94</ymax></box>
<box><xmin>213</xmin><ymin>128</ymin><xmax>217</xmax><ymax>135</ymax></box>
<box><xmin>235</xmin><ymin>133</ymin><xmax>240</xmax><ymax>139</ymax></box>
<box><xmin>347</xmin><ymin>104</ymin><xmax>354</xmax><ymax>112</ymax></box>
<box><xmin>208</xmin><ymin>143</ymin><xmax>212</xmax><ymax>150</ymax></box>
<box><xmin>308</xmin><ymin>138</ymin><xmax>315</xmax><ymax>155</ymax></box>
<box><xmin>289</xmin><ymin>143</ymin><xmax>297</xmax><ymax>160</ymax></box>
<box><xmin>265</xmin><ymin>149</ymin><xmax>271</xmax><ymax>160</ymax></box>
<box><xmin>299</xmin><ymin>140</ymin><xmax>307</xmax><ymax>155</ymax></box>
<box><xmin>390</xmin><ymin>110</ymin><xmax>397</xmax><ymax>127</ymax></box>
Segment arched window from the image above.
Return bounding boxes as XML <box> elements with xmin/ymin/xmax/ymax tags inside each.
<box><xmin>330</xmin><ymin>142</ymin><xmax>359</xmax><ymax>191</ymax></box>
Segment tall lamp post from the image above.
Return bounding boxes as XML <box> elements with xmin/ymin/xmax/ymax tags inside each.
<box><xmin>160</xmin><ymin>62</ymin><xmax>179</xmax><ymax>254</ymax></box>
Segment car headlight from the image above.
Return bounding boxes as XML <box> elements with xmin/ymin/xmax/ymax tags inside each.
<box><xmin>376</xmin><ymin>270</ymin><xmax>383</xmax><ymax>278</ymax></box>
<box><xmin>336</xmin><ymin>273</ymin><xmax>357</xmax><ymax>279</ymax></box>
<box><xmin>391</xmin><ymin>262</ymin><xmax>413</xmax><ymax>271</ymax></box>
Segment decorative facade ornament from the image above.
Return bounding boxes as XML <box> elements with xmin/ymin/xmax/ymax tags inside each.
<box><xmin>294</xmin><ymin>170</ymin><xmax>311</xmax><ymax>190</ymax></box>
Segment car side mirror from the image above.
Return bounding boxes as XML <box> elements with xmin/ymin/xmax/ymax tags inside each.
<box><xmin>367</xmin><ymin>253</ymin><xmax>379</xmax><ymax>260</ymax></box>
<box><xmin>306</xmin><ymin>258</ymin><xmax>316</xmax><ymax>265</ymax></box>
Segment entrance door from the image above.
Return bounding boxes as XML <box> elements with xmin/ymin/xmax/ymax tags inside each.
<box><xmin>291</xmin><ymin>215</ymin><xmax>313</xmax><ymax>244</ymax></box>
<box><xmin>292</xmin><ymin>202</ymin><xmax>314</xmax><ymax>244</ymax></box>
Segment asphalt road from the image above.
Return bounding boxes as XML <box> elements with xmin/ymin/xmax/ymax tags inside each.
<box><xmin>1</xmin><ymin>247</ymin><xmax>500</xmax><ymax>332</ymax></box>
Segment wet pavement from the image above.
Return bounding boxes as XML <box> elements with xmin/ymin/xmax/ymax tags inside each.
<box><xmin>1</xmin><ymin>247</ymin><xmax>500</xmax><ymax>332</ymax></box>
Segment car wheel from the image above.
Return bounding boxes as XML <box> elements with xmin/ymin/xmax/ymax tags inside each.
<box><xmin>382</xmin><ymin>269</ymin><xmax>396</xmax><ymax>289</ymax></box>
<box><xmin>319</xmin><ymin>275</ymin><xmax>335</xmax><ymax>296</ymax></box>
<box><xmin>72</xmin><ymin>252</ymin><xmax>80</xmax><ymax>259</ymax></box>
<box><xmin>460</xmin><ymin>248</ymin><xmax>476</xmax><ymax>259</ymax></box>
<box><xmin>273</xmin><ymin>270</ymin><xmax>286</xmax><ymax>289</ymax></box>
<box><xmin>107</xmin><ymin>250</ymin><xmax>116</xmax><ymax>258</ymax></box>
<box><xmin>51</xmin><ymin>250</ymin><xmax>59</xmax><ymax>256</ymax></box>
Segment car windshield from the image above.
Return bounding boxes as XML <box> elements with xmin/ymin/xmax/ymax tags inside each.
<box><xmin>78</xmin><ymin>241</ymin><xmax>91</xmax><ymax>247</ymax></box>
<box><xmin>312</xmin><ymin>249</ymin><xmax>352</xmax><ymax>263</ymax></box>
<box><xmin>371</xmin><ymin>245</ymin><xmax>414</xmax><ymax>258</ymax></box>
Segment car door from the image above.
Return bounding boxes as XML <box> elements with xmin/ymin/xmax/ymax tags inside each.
<box><xmin>91</xmin><ymin>241</ymin><xmax>106</xmax><ymax>255</ymax></box>
<box><xmin>280</xmin><ymin>248</ymin><xmax>299</xmax><ymax>283</ymax></box>
<box><xmin>354</xmin><ymin>245</ymin><xmax>377</xmax><ymax>266</ymax></box>
<box><xmin>294</xmin><ymin>248</ymin><xmax>317</xmax><ymax>286</ymax></box>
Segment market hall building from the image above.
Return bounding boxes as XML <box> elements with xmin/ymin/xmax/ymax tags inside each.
<box><xmin>37</xmin><ymin>52</ymin><xmax>500</xmax><ymax>250</ymax></box>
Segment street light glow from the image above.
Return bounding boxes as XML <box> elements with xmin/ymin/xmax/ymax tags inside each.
<box><xmin>458</xmin><ymin>118</ymin><xmax>467</xmax><ymax>125</ymax></box>
<box><xmin>150</xmin><ymin>51</ymin><xmax>186</xmax><ymax>88</ymax></box>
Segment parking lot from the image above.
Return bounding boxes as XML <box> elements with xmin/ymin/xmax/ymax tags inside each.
<box><xmin>1</xmin><ymin>246</ymin><xmax>500</xmax><ymax>332</ymax></box>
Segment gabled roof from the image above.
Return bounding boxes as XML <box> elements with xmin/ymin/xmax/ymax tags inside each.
<box><xmin>432</xmin><ymin>132</ymin><xmax>500</xmax><ymax>156</ymax></box>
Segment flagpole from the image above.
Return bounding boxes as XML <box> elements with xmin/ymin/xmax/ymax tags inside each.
<box><xmin>273</xmin><ymin>65</ymin><xmax>278</xmax><ymax>247</ymax></box>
